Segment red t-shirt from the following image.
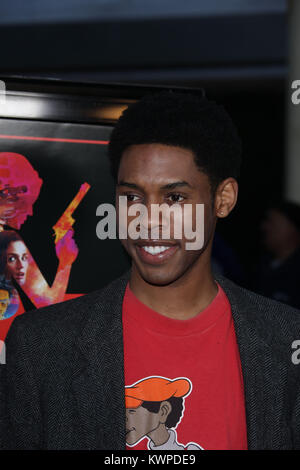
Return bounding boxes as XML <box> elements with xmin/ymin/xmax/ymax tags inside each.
<box><xmin>122</xmin><ymin>283</ymin><xmax>248</xmax><ymax>450</ymax></box>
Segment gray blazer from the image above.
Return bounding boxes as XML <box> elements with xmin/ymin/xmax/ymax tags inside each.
<box><xmin>1</xmin><ymin>271</ymin><xmax>300</xmax><ymax>450</ymax></box>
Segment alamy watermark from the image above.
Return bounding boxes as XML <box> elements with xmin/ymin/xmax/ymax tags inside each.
<box><xmin>96</xmin><ymin>197</ymin><xmax>205</xmax><ymax>250</ymax></box>
<box><xmin>0</xmin><ymin>80</ymin><xmax>6</xmax><ymax>105</ymax></box>
<box><xmin>291</xmin><ymin>340</ymin><xmax>300</xmax><ymax>365</ymax></box>
<box><xmin>0</xmin><ymin>340</ymin><xmax>6</xmax><ymax>364</ymax></box>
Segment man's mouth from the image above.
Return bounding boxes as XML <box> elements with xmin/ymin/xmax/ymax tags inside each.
<box><xmin>135</xmin><ymin>241</ymin><xmax>179</xmax><ymax>265</ymax></box>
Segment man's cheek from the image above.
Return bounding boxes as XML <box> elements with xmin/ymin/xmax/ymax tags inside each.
<box><xmin>116</xmin><ymin>197</ymin><xmax>127</xmax><ymax>240</ymax></box>
<box><xmin>183</xmin><ymin>203</ymin><xmax>205</xmax><ymax>251</ymax></box>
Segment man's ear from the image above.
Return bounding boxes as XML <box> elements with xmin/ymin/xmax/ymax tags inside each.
<box><xmin>159</xmin><ymin>401</ymin><xmax>172</xmax><ymax>424</ymax></box>
<box><xmin>214</xmin><ymin>178</ymin><xmax>238</xmax><ymax>218</ymax></box>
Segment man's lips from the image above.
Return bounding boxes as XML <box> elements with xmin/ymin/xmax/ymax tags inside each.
<box><xmin>134</xmin><ymin>240</ymin><xmax>179</xmax><ymax>265</ymax></box>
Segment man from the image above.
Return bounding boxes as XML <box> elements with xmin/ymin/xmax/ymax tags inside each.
<box><xmin>1</xmin><ymin>91</ymin><xmax>300</xmax><ymax>450</ymax></box>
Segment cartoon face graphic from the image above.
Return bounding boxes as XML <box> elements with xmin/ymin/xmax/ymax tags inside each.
<box><xmin>6</xmin><ymin>240</ymin><xmax>29</xmax><ymax>285</ymax></box>
<box><xmin>126</xmin><ymin>400</ymin><xmax>172</xmax><ymax>447</ymax></box>
<box><xmin>0</xmin><ymin>153</ymin><xmax>43</xmax><ymax>229</ymax></box>
<box><xmin>0</xmin><ymin>289</ymin><xmax>9</xmax><ymax>319</ymax></box>
<box><xmin>125</xmin><ymin>376</ymin><xmax>203</xmax><ymax>450</ymax></box>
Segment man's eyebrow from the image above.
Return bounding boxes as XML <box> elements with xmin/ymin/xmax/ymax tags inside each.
<box><xmin>117</xmin><ymin>181</ymin><xmax>141</xmax><ymax>190</ymax></box>
<box><xmin>160</xmin><ymin>181</ymin><xmax>192</xmax><ymax>190</ymax></box>
<box><xmin>117</xmin><ymin>180</ymin><xmax>192</xmax><ymax>190</ymax></box>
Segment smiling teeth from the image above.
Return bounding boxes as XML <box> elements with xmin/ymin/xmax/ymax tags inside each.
<box><xmin>142</xmin><ymin>246</ymin><xmax>170</xmax><ymax>255</ymax></box>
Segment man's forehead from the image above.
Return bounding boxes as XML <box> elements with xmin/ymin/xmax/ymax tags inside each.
<box><xmin>117</xmin><ymin>179</ymin><xmax>193</xmax><ymax>191</ymax></box>
<box><xmin>121</xmin><ymin>143</ymin><xmax>194</xmax><ymax>166</ymax></box>
<box><xmin>117</xmin><ymin>171</ymin><xmax>210</xmax><ymax>192</ymax></box>
<box><xmin>118</xmin><ymin>144</ymin><xmax>211</xmax><ymax>191</ymax></box>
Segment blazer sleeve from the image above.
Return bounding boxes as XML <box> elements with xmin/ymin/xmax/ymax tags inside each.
<box><xmin>291</xmin><ymin>375</ymin><xmax>300</xmax><ymax>449</ymax></box>
<box><xmin>0</xmin><ymin>317</ymin><xmax>42</xmax><ymax>449</ymax></box>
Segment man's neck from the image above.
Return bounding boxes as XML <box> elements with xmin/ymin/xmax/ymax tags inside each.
<box><xmin>129</xmin><ymin>260</ymin><xmax>218</xmax><ymax>321</ymax></box>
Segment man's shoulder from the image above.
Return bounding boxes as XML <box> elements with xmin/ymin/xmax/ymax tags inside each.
<box><xmin>6</xmin><ymin>271</ymin><xmax>130</xmax><ymax>349</ymax></box>
<box><xmin>216</xmin><ymin>274</ymin><xmax>300</xmax><ymax>344</ymax></box>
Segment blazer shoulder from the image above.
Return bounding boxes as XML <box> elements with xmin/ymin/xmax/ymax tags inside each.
<box><xmin>216</xmin><ymin>274</ymin><xmax>300</xmax><ymax>344</ymax></box>
<box><xmin>6</xmin><ymin>270</ymin><xmax>130</xmax><ymax>347</ymax></box>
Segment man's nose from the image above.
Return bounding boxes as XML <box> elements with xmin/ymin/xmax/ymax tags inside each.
<box><xmin>140</xmin><ymin>202</ymin><xmax>160</xmax><ymax>233</ymax></box>
<box><xmin>140</xmin><ymin>200</ymin><xmax>175</xmax><ymax>239</ymax></box>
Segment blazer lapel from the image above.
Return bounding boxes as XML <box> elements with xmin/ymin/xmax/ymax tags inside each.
<box><xmin>216</xmin><ymin>275</ymin><xmax>291</xmax><ymax>449</ymax></box>
<box><xmin>70</xmin><ymin>272</ymin><xmax>130</xmax><ymax>449</ymax></box>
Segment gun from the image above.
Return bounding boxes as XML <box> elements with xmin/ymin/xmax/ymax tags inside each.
<box><xmin>53</xmin><ymin>182</ymin><xmax>90</xmax><ymax>244</ymax></box>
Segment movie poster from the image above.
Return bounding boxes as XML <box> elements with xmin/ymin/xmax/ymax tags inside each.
<box><xmin>0</xmin><ymin>118</ymin><xmax>130</xmax><ymax>340</ymax></box>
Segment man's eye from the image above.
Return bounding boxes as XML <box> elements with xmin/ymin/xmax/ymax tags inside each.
<box><xmin>126</xmin><ymin>194</ymin><xmax>140</xmax><ymax>202</ymax></box>
<box><xmin>8</xmin><ymin>256</ymin><xmax>16</xmax><ymax>263</ymax></box>
<box><xmin>167</xmin><ymin>193</ymin><xmax>185</xmax><ymax>203</ymax></box>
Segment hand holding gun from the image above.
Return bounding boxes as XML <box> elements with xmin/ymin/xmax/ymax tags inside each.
<box><xmin>53</xmin><ymin>182</ymin><xmax>90</xmax><ymax>266</ymax></box>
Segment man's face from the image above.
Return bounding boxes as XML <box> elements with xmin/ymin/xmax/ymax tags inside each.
<box><xmin>116</xmin><ymin>143</ymin><xmax>216</xmax><ymax>286</ymax></box>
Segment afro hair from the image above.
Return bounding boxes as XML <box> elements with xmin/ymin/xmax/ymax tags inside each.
<box><xmin>108</xmin><ymin>91</ymin><xmax>242</xmax><ymax>194</ymax></box>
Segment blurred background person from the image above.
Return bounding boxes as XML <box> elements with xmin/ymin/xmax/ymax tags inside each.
<box><xmin>255</xmin><ymin>200</ymin><xmax>300</xmax><ymax>309</ymax></box>
<box><xmin>211</xmin><ymin>231</ymin><xmax>247</xmax><ymax>287</ymax></box>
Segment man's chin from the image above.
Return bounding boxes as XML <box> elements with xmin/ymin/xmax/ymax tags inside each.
<box><xmin>134</xmin><ymin>264</ymin><xmax>183</xmax><ymax>287</ymax></box>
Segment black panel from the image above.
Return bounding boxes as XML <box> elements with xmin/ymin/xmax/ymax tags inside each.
<box><xmin>0</xmin><ymin>13</ymin><xmax>286</xmax><ymax>73</ymax></box>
